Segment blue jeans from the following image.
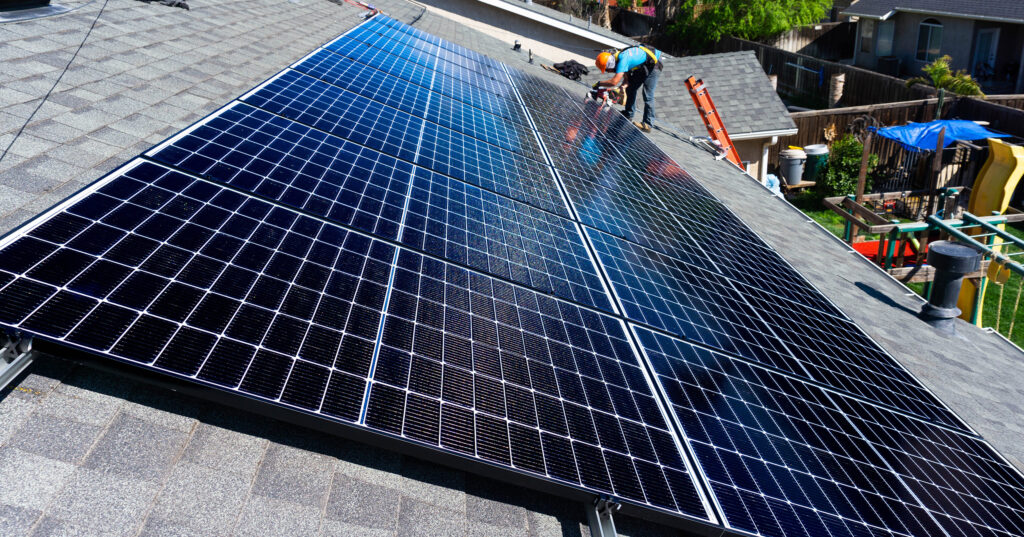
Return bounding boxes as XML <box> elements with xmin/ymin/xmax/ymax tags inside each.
<box><xmin>623</xmin><ymin>65</ymin><xmax>660</xmax><ymax>126</ymax></box>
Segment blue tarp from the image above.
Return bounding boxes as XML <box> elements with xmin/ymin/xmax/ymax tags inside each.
<box><xmin>872</xmin><ymin>119</ymin><xmax>1009</xmax><ymax>153</ymax></box>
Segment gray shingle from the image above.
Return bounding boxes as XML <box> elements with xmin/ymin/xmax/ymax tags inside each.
<box><xmin>233</xmin><ymin>496</ymin><xmax>323</xmax><ymax>537</ymax></box>
<box><xmin>144</xmin><ymin>463</ymin><xmax>251</xmax><ymax>534</ymax></box>
<box><xmin>843</xmin><ymin>0</ymin><xmax>1024</xmax><ymax>22</ymax></box>
<box><xmin>0</xmin><ymin>447</ymin><xmax>77</xmax><ymax>511</ymax></box>
<box><xmin>82</xmin><ymin>413</ymin><xmax>188</xmax><ymax>482</ymax></box>
<box><xmin>46</xmin><ymin>467</ymin><xmax>158</xmax><ymax>536</ymax></box>
<box><xmin>0</xmin><ymin>503</ymin><xmax>41</xmax><ymax>536</ymax></box>
<box><xmin>251</xmin><ymin>442</ymin><xmax>335</xmax><ymax>508</ymax></box>
<box><xmin>180</xmin><ymin>422</ymin><xmax>267</xmax><ymax>477</ymax></box>
<box><xmin>6</xmin><ymin>413</ymin><xmax>102</xmax><ymax>464</ymax></box>
<box><xmin>397</xmin><ymin>496</ymin><xmax>467</xmax><ymax>537</ymax></box>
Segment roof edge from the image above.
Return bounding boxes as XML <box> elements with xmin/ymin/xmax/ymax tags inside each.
<box><xmin>730</xmin><ymin>128</ymin><xmax>799</xmax><ymax>140</ymax></box>
<box><xmin>475</xmin><ymin>0</ymin><xmax>631</xmax><ymax>48</ymax></box>
<box><xmin>842</xmin><ymin>6</ymin><xmax>1024</xmax><ymax>24</ymax></box>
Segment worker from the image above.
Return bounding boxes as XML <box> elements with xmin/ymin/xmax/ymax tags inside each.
<box><xmin>594</xmin><ymin>45</ymin><xmax>663</xmax><ymax>132</ymax></box>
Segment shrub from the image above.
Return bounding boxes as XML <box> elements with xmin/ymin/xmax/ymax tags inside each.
<box><xmin>818</xmin><ymin>134</ymin><xmax>878</xmax><ymax>197</ymax></box>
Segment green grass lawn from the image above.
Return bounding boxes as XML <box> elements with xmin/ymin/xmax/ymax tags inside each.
<box><xmin>790</xmin><ymin>192</ymin><xmax>1024</xmax><ymax>348</ymax></box>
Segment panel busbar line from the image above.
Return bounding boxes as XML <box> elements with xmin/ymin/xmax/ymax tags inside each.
<box><xmin>0</xmin><ymin>158</ymin><xmax>717</xmax><ymax>526</ymax></box>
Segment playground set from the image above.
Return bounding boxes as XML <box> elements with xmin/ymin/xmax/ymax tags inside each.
<box><xmin>823</xmin><ymin>123</ymin><xmax>1024</xmax><ymax>330</ymax></box>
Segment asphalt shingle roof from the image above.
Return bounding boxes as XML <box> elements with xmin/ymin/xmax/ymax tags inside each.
<box><xmin>843</xmin><ymin>0</ymin><xmax>1024</xmax><ymax>23</ymax></box>
<box><xmin>658</xmin><ymin>51</ymin><xmax>797</xmax><ymax>137</ymax></box>
<box><xmin>1</xmin><ymin>0</ymin><xmax>1023</xmax><ymax>536</ymax></box>
<box><xmin>568</xmin><ymin>50</ymin><xmax>796</xmax><ymax>138</ymax></box>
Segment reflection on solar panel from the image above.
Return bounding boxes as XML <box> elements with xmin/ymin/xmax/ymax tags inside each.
<box><xmin>1</xmin><ymin>12</ymin><xmax>1022</xmax><ymax>536</ymax></box>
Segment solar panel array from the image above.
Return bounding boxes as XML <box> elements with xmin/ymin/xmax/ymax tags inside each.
<box><xmin>1</xmin><ymin>13</ymin><xmax>1022</xmax><ymax>536</ymax></box>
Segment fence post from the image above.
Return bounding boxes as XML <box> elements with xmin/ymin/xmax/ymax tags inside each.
<box><xmin>926</xmin><ymin>127</ymin><xmax>946</xmax><ymax>217</ymax></box>
<box><xmin>828</xmin><ymin>73</ymin><xmax>845</xmax><ymax>108</ymax></box>
<box><xmin>855</xmin><ymin>131</ymin><xmax>873</xmax><ymax>203</ymax></box>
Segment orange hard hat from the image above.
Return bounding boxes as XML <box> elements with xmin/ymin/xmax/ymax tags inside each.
<box><xmin>596</xmin><ymin>52</ymin><xmax>614</xmax><ymax>73</ymax></box>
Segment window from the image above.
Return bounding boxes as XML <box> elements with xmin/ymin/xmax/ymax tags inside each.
<box><xmin>860</xmin><ymin>19</ymin><xmax>874</xmax><ymax>54</ymax></box>
<box><xmin>877</xmin><ymin>20</ymin><xmax>894</xmax><ymax>57</ymax></box>
<box><xmin>917</xmin><ymin>18</ymin><xmax>943</xmax><ymax>62</ymax></box>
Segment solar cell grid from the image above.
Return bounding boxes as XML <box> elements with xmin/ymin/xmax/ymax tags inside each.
<box><xmin>637</xmin><ymin>327</ymin><xmax>1024</xmax><ymax>537</ymax></box>
<box><xmin>558</xmin><ymin>172</ymin><xmax>714</xmax><ymax>271</ymax></box>
<box><xmin>294</xmin><ymin>48</ymin><xmax>531</xmax><ymax>128</ymax></box>
<box><xmin>326</xmin><ymin>34</ymin><xmax>513</xmax><ymax>101</ymax></box>
<box><xmin>399</xmin><ymin>170</ymin><xmax>613</xmax><ymax>312</ymax></box>
<box><xmin>837</xmin><ymin>397</ymin><xmax>1024</xmax><ymax>537</ymax></box>
<box><xmin>586</xmin><ymin>229</ymin><xmax>796</xmax><ymax>371</ymax></box>
<box><xmin>586</xmin><ymin>220</ymin><xmax>961</xmax><ymax>430</ymax></box>
<box><xmin>365</xmin><ymin>248</ymin><xmax>713</xmax><ymax>520</ymax></box>
<box><xmin>0</xmin><ymin>161</ymin><xmax>395</xmax><ymax>414</ymax></box>
<box><xmin>245</xmin><ymin>68</ymin><xmax>546</xmax><ymax>183</ymax></box>
<box><xmin>735</xmin><ymin>281</ymin><xmax>966</xmax><ymax>430</ymax></box>
<box><xmin>415</xmin><ymin>120</ymin><xmax>568</xmax><ymax>216</ymax></box>
<box><xmin>373</xmin><ymin>15</ymin><xmax>500</xmax><ymax>69</ymax></box>
<box><xmin>277</xmin><ymin>53</ymin><xmax>539</xmax><ymax>156</ymax></box>
<box><xmin>640</xmin><ymin>173</ymin><xmax>844</xmax><ymax>315</ymax></box>
<box><xmin>147</xmin><ymin>102</ymin><xmax>412</xmax><ymax>241</ymax></box>
<box><xmin>344</xmin><ymin>23</ymin><xmax>505</xmax><ymax>80</ymax></box>
<box><xmin>333</xmin><ymin>32</ymin><xmax>510</xmax><ymax>97</ymax></box>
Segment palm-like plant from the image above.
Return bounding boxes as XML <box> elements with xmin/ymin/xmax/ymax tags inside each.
<box><xmin>906</xmin><ymin>55</ymin><xmax>985</xmax><ymax>97</ymax></box>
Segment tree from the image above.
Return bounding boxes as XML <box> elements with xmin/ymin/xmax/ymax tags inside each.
<box><xmin>667</xmin><ymin>0</ymin><xmax>832</xmax><ymax>52</ymax></box>
<box><xmin>906</xmin><ymin>55</ymin><xmax>984</xmax><ymax>97</ymax></box>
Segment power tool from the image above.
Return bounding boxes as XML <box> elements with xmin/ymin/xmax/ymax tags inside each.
<box><xmin>588</xmin><ymin>83</ymin><xmax>625</xmax><ymax>106</ymax></box>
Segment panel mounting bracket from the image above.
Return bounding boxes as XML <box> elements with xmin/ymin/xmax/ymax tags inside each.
<box><xmin>586</xmin><ymin>496</ymin><xmax>620</xmax><ymax>537</ymax></box>
<box><xmin>0</xmin><ymin>331</ymin><xmax>35</xmax><ymax>393</ymax></box>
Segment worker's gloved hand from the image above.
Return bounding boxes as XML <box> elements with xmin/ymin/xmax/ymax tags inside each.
<box><xmin>592</xmin><ymin>82</ymin><xmax>601</xmax><ymax>90</ymax></box>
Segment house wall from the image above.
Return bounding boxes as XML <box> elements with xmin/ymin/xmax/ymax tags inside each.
<box><xmin>735</xmin><ymin>138</ymin><xmax>767</xmax><ymax>180</ymax></box>
<box><xmin>854</xmin><ymin>14</ymin><xmax>975</xmax><ymax>75</ymax></box>
<box><xmin>414</xmin><ymin>0</ymin><xmax>610</xmax><ymax>65</ymax></box>
<box><xmin>971</xmin><ymin>21</ymin><xmax>1024</xmax><ymax>83</ymax></box>
<box><xmin>893</xmin><ymin>13</ymin><xmax>975</xmax><ymax>74</ymax></box>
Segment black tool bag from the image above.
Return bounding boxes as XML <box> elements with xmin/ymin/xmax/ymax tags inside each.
<box><xmin>552</xmin><ymin>60</ymin><xmax>590</xmax><ymax>80</ymax></box>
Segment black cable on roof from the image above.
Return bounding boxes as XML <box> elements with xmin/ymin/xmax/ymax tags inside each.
<box><xmin>0</xmin><ymin>0</ymin><xmax>111</xmax><ymax>167</ymax></box>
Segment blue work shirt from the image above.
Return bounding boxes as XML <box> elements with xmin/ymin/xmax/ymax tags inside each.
<box><xmin>615</xmin><ymin>46</ymin><xmax>661</xmax><ymax>74</ymax></box>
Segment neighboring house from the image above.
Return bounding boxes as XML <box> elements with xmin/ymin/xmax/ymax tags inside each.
<box><xmin>843</xmin><ymin>0</ymin><xmax>1024</xmax><ymax>92</ymax></box>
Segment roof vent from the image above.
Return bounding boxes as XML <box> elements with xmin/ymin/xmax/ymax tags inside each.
<box><xmin>0</xmin><ymin>0</ymin><xmax>71</xmax><ymax>23</ymax></box>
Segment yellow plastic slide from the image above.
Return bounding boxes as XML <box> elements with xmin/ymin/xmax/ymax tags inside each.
<box><xmin>958</xmin><ymin>138</ymin><xmax>1024</xmax><ymax>324</ymax></box>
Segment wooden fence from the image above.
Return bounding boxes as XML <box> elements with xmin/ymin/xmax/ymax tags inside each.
<box><xmin>714</xmin><ymin>37</ymin><xmax>936</xmax><ymax>108</ymax></box>
<box><xmin>764</xmin><ymin>22</ymin><xmax>855</xmax><ymax>62</ymax></box>
<box><xmin>766</xmin><ymin>96</ymin><xmax>1024</xmax><ymax>172</ymax></box>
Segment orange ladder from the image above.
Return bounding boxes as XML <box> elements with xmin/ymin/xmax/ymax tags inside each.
<box><xmin>685</xmin><ymin>76</ymin><xmax>744</xmax><ymax>170</ymax></box>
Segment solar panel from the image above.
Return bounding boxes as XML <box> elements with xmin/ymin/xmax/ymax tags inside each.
<box><xmin>368</xmin><ymin>248</ymin><xmax>712</xmax><ymax>520</ymax></box>
<box><xmin>336</xmin><ymin>27</ymin><xmax>508</xmax><ymax>93</ymax></box>
<box><xmin>302</xmin><ymin>44</ymin><xmax>530</xmax><ymax>126</ymax></box>
<box><xmin>635</xmin><ymin>327</ymin><xmax>1024</xmax><ymax>537</ymax></box>
<box><xmin>399</xmin><ymin>169</ymin><xmax>613</xmax><ymax>311</ymax></box>
<box><xmin>0</xmin><ymin>157</ymin><xmax>715</xmax><ymax>525</ymax></box>
<box><xmin>347</xmin><ymin>21</ymin><xmax>501</xmax><ymax>77</ymax></box>
<box><xmin>1</xmin><ymin>13</ymin><xmax>1022</xmax><ymax>537</ymax></box>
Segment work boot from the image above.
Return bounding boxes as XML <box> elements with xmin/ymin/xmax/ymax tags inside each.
<box><xmin>633</xmin><ymin>121</ymin><xmax>651</xmax><ymax>132</ymax></box>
